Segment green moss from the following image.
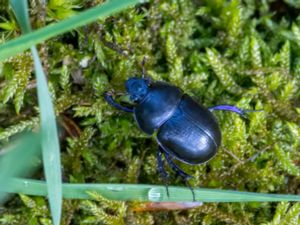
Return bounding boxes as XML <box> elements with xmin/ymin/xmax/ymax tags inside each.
<box><xmin>1</xmin><ymin>0</ymin><xmax>300</xmax><ymax>224</ymax></box>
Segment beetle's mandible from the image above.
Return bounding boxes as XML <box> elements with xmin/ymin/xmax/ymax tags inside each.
<box><xmin>105</xmin><ymin>77</ymin><xmax>253</xmax><ymax>201</ymax></box>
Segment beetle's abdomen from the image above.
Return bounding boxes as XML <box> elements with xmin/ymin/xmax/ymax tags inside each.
<box><xmin>157</xmin><ymin>95</ymin><xmax>221</xmax><ymax>165</ymax></box>
<box><xmin>134</xmin><ymin>81</ymin><xmax>182</xmax><ymax>135</ymax></box>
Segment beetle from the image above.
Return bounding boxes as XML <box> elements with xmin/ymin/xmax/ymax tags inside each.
<box><xmin>104</xmin><ymin>77</ymin><xmax>254</xmax><ymax>201</ymax></box>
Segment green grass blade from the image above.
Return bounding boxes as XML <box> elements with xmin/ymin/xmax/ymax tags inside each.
<box><xmin>5</xmin><ymin>178</ymin><xmax>300</xmax><ymax>202</ymax></box>
<box><xmin>9</xmin><ymin>0</ymin><xmax>31</xmax><ymax>33</ymax></box>
<box><xmin>10</xmin><ymin>1</ymin><xmax>62</xmax><ymax>224</ymax></box>
<box><xmin>0</xmin><ymin>0</ymin><xmax>147</xmax><ymax>61</ymax></box>
<box><xmin>31</xmin><ymin>46</ymin><xmax>62</xmax><ymax>225</ymax></box>
<box><xmin>0</xmin><ymin>133</ymin><xmax>40</xmax><ymax>203</ymax></box>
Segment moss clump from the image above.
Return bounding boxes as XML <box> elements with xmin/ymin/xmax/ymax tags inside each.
<box><xmin>0</xmin><ymin>0</ymin><xmax>300</xmax><ymax>224</ymax></box>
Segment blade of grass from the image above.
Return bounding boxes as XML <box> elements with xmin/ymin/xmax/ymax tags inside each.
<box><xmin>9</xmin><ymin>0</ymin><xmax>31</xmax><ymax>33</ymax></box>
<box><xmin>5</xmin><ymin>178</ymin><xmax>300</xmax><ymax>202</ymax></box>
<box><xmin>0</xmin><ymin>0</ymin><xmax>147</xmax><ymax>61</ymax></box>
<box><xmin>10</xmin><ymin>1</ymin><xmax>62</xmax><ymax>225</ymax></box>
<box><xmin>0</xmin><ymin>133</ymin><xmax>40</xmax><ymax>203</ymax></box>
<box><xmin>31</xmin><ymin>46</ymin><xmax>62</xmax><ymax>225</ymax></box>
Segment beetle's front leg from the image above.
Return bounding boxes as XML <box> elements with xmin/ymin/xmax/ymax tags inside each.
<box><xmin>208</xmin><ymin>105</ymin><xmax>261</xmax><ymax>117</ymax></box>
<box><xmin>104</xmin><ymin>91</ymin><xmax>134</xmax><ymax>113</ymax></box>
<box><xmin>157</xmin><ymin>147</ymin><xmax>169</xmax><ymax>197</ymax></box>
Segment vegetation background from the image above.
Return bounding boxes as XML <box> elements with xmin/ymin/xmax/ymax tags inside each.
<box><xmin>0</xmin><ymin>0</ymin><xmax>300</xmax><ymax>224</ymax></box>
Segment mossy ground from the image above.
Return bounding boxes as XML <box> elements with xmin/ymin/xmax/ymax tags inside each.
<box><xmin>0</xmin><ymin>0</ymin><xmax>300</xmax><ymax>224</ymax></box>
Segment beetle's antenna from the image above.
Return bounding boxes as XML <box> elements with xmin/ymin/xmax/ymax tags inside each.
<box><xmin>141</xmin><ymin>56</ymin><xmax>147</xmax><ymax>78</ymax></box>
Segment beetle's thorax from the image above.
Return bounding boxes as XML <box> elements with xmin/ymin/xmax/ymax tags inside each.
<box><xmin>133</xmin><ymin>81</ymin><xmax>183</xmax><ymax>135</ymax></box>
<box><xmin>125</xmin><ymin>77</ymin><xmax>149</xmax><ymax>102</ymax></box>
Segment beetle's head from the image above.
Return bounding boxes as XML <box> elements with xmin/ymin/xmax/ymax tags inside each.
<box><xmin>125</xmin><ymin>77</ymin><xmax>150</xmax><ymax>102</ymax></box>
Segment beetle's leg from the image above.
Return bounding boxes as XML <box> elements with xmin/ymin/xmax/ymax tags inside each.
<box><xmin>104</xmin><ymin>91</ymin><xmax>134</xmax><ymax>113</ymax></box>
<box><xmin>157</xmin><ymin>147</ymin><xmax>170</xmax><ymax>197</ymax></box>
<box><xmin>208</xmin><ymin>105</ymin><xmax>262</xmax><ymax>118</ymax></box>
<box><xmin>163</xmin><ymin>151</ymin><xmax>195</xmax><ymax>201</ymax></box>
<box><xmin>164</xmin><ymin>153</ymin><xmax>192</xmax><ymax>180</ymax></box>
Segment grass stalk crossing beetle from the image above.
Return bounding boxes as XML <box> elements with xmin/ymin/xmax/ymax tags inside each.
<box><xmin>105</xmin><ymin>76</ymin><xmax>257</xmax><ymax>201</ymax></box>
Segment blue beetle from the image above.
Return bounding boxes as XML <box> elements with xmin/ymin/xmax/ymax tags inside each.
<box><xmin>105</xmin><ymin>77</ymin><xmax>252</xmax><ymax>200</ymax></box>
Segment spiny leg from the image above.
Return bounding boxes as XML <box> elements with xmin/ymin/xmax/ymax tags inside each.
<box><xmin>164</xmin><ymin>152</ymin><xmax>192</xmax><ymax>180</ymax></box>
<box><xmin>104</xmin><ymin>91</ymin><xmax>134</xmax><ymax>113</ymax></box>
<box><xmin>163</xmin><ymin>149</ymin><xmax>195</xmax><ymax>201</ymax></box>
<box><xmin>208</xmin><ymin>105</ymin><xmax>262</xmax><ymax>118</ymax></box>
<box><xmin>157</xmin><ymin>147</ymin><xmax>169</xmax><ymax>197</ymax></box>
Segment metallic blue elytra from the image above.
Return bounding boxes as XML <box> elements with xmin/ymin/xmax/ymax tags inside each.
<box><xmin>104</xmin><ymin>77</ymin><xmax>252</xmax><ymax>200</ymax></box>
<box><xmin>156</xmin><ymin>94</ymin><xmax>221</xmax><ymax>164</ymax></box>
